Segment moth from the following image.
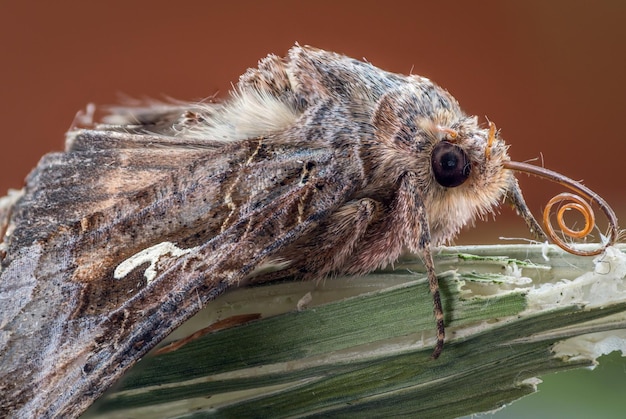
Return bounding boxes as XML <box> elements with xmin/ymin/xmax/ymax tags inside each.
<box><xmin>0</xmin><ymin>45</ymin><xmax>618</xmax><ymax>417</ymax></box>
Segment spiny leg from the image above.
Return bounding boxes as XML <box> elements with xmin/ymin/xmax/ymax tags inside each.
<box><xmin>396</xmin><ymin>173</ymin><xmax>445</xmax><ymax>358</ymax></box>
<box><xmin>340</xmin><ymin>173</ymin><xmax>446</xmax><ymax>358</ymax></box>
<box><xmin>421</xmin><ymin>243</ymin><xmax>444</xmax><ymax>359</ymax></box>
<box><xmin>250</xmin><ymin>197</ymin><xmax>382</xmax><ymax>283</ymax></box>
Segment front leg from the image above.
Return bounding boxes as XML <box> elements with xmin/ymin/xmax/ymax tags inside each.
<box><xmin>252</xmin><ymin>198</ymin><xmax>384</xmax><ymax>283</ymax></box>
<box><xmin>419</xmin><ymin>235</ymin><xmax>445</xmax><ymax>359</ymax></box>
<box><xmin>396</xmin><ymin>173</ymin><xmax>445</xmax><ymax>359</ymax></box>
<box><xmin>343</xmin><ymin>173</ymin><xmax>445</xmax><ymax>358</ymax></box>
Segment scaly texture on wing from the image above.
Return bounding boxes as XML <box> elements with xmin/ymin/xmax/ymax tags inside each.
<box><xmin>0</xmin><ymin>126</ymin><xmax>363</xmax><ymax>416</ymax></box>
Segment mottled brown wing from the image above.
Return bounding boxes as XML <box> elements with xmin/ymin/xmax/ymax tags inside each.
<box><xmin>0</xmin><ymin>128</ymin><xmax>359</xmax><ymax>417</ymax></box>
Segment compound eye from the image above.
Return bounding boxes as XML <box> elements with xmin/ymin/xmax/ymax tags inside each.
<box><xmin>431</xmin><ymin>141</ymin><xmax>471</xmax><ymax>187</ymax></box>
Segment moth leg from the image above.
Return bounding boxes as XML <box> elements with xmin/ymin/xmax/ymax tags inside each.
<box><xmin>343</xmin><ymin>173</ymin><xmax>445</xmax><ymax>358</ymax></box>
<box><xmin>421</xmin><ymin>243</ymin><xmax>445</xmax><ymax>359</ymax></box>
<box><xmin>395</xmin><ymin>174</ymin><xmax>444</xmax><ymax>359</ymax></box>
<box><xmin>505</xmin><ymin>177</ymin><xmax>547</xmax><ymax>242</ymax></box>
<box><xmin>315</xmin><ymin>198</ymin><xmax>383</xmax><ymax>275</ymax></box>
<box><xmin>250</xmin><ymin>198</ymin><xmax>382</xmax><ymax>283</ymax></box>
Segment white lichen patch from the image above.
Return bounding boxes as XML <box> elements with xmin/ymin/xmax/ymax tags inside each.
<box><xmin>526</xmin><ymin>246</ymin><xmax>626</xmax><ymax>310</ymax></box>
<box><xmin>521</xmin><ymin>246</ymin><xmax>626</xmax><ymax>363</ymax></box>
<box><xmin>553</xmin><ymin>330</ymin><xmax>626</xmax><ymax>363</ymax></box>
<box><xmin>114</xmin><ymin>242</ymin><xmax>198</xmax><ymax>283</ymax></box>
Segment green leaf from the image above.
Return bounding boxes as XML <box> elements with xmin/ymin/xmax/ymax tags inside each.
<box><xmin>84</xmin><ymin>245</ymin><xmax>626</xmax><ymax>418</ymax></box>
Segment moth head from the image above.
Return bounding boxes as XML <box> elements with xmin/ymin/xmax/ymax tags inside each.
<box><xmin>372</xmin><ymin>85</ymin><xmax>523</xmax><ymax>243</ymax></box>
<box><xmin>428</xmin><ymin>112</ymin><xmax>620</xmax><ymax>253</ymax></box>
<box><xmin>415</xmin><ymin>111</ymin><xmax>619</xmax><ymax>255</ymax></box>
<box><xmin>372</xmin><ymin>76</ymin><xmax>618</xmax><ymax>251</ymax></box>
<box><xmin>419</xmin><ymin>114</ymin><xmax>522</xmax><ymax>242</ymax></box>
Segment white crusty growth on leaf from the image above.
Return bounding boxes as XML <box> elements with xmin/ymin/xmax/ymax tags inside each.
<box><xmin>527</xmin><ymin>246</ymin><xmax>626</xmax><ymax>310</ymax></box>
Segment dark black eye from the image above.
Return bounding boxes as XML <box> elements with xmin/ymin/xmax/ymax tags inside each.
<box><xmin>430</xmin><ymin>141</ymin><xmax>471</xmax><ymax>187</ymax></box>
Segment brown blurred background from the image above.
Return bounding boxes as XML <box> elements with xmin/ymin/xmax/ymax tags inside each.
<box><xmin>1</xmin><ymin>1</ymin><xmax>625</xmax><ymax>245</ymax></box>
<box><xmin>1</xmin><ymin>1</ymin><xmax>625</xmax><ymax>416</ymax></box>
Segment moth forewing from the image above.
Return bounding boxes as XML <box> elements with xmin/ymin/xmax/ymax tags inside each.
<box><xmin>0</xmin><ymin>130</ymin><xmax>363</xmax><ymax>416</ymax></box>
